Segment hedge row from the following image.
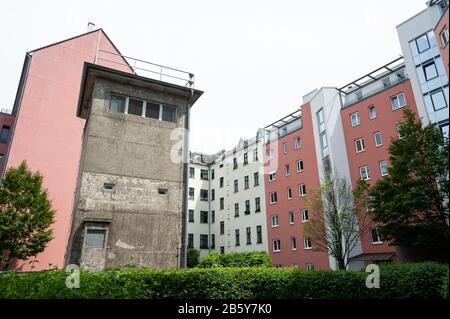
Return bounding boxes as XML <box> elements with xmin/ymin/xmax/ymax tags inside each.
<box><xmin>197</xmin><ymin>251</ymin><xmax>271</xmax><ymax>268</ymax></box>
<box><xmin>0</xmin><ymin>262</ymin><xmax>447</xmax><ymax>299</ymax></box>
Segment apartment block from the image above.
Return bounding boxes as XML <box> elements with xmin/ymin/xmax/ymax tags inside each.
<box><xmin>0</xmin><ymin>109</ymin><xmax>14</xmax><ymax>175</ymax></box>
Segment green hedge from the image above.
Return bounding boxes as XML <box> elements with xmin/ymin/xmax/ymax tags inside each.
<box><xmin>0</xmin><ymin>262</ymin><xmax>447</xmax><ymax>299</ymax></box>
<box><xmin>197</xmin><ymin>251</ymin><xmax>271</xmax><ymax>268</ymax></box>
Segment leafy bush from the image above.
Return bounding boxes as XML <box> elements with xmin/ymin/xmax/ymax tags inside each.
<box><xmin>0</xmin><ymin>262</ymin><xmax>447</xmax><ymax>299</ymax></box>
<box><xmin>186</xmin><ymin>249</ymin><xmax>200</xmax><ymax>268</ymax></box>
<box><xmin>197</xmin><ymin>251</ymin><xmax>271</xmax><ymax>268</ymax></box>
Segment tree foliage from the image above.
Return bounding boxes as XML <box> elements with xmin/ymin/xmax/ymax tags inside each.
<box><xmin>186</xmin><ymin>248</ymin><xmax>200</xmax><ymax>268</ymax></box>
<box><xmin>0</xmin><ymin>161</ymin><xmax>55</xmax><ymax>270</ymax></box>
<box><xmin>364</xmin><ymin>109</ymin><xmax>449</xmax><ymax>261</ymax></box>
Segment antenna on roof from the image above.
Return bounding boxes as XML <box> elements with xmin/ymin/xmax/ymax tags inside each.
<box><xmin>87</xmin><ymin>22</ymin><xmax>96</xmax><ymax>32</ymax></box>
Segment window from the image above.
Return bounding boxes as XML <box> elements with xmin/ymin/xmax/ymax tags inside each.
<box><xmin>188</xmin><ymin>234</ymin><xmax>194</xmax><ymax>248</ymax></box>
<box><xmin>299</xmin><ymin>184</ymin><xmax>307</xmax><ymax>196</ymax></box>
<box><xmin>440</xmin><ymin>27</ymin><xmax>449</xmax><ymax>47</ymax></box>
<box><xmin>291</xmin><ymin>237</ymin><xmax>297</xmax><ymax>250</ymax></box>
<box><xmin>210</xmin><ymin>234</ymin><xmax>215</xmax><ymax>249</ymax></box>
<box><xmin>246</xmin><ymin>227</ymin><xmax>251</xmax><ymax>245</ymax></box>
<box><xmin>0</xmin><ymin>126</ymin><xmax>10</xmax><ymax>144</ymax></box>
<box><xmin>245</xmin><ymin>200</ymin><xmax>251</xmax><ymax>214</ymax></box>
<box><xmin>368</xmin><ymin>105</ymin><xmax>376</xmax><ymax>119</ymax></box>
<box><xmin>415</xmin><ymin>33</ymin><xmax>430</xmax><ymax>53</ymax></box>
<box><xmin>211</xmin><ymin>189</ymin><xmax>215</xmax><ymax>201</ymax></box>
<box><xmin>200</xmin><ymin>189</ymin><xmax>208</xmax><ymax>201</ymax></box>
<box><xmin>441</xmin><ymin>124</ymin><xmax>449</xmax><ymax>139</ymax></box>
<box><xmin>244</xmin><ymin>176</ymin><xmax>249</xmax><ymax>189</ymax></box>
<box><xmin>234</xmin><ymin>180</ymin><xmax>239</xmax><ymax>193</ymax></box>
<box><xmin>234</xmin><ymin>203</ymin><xmax>239</xmax><ymax>217</ymax></box>
<box><xmin>396</xmin><ymin>124</ymin><xmax>403</xmax><ymax>139</ymax></box>
<box><xmin>350</xmin><ymin>112</ymin><xmax>360</xmax><ymax>126</ymax></box>
<box><xmin>303</xmin><ymin>236</ymin><xmax>312</xmax><ymax>249</ymax></box>
<box><xmin>189</xmin><ymin>167</ymin><xmax>195</xmax><ymax>178</ymax></box>
<box><xmin>211</xmin><ymin>211</ymin><xmax>215</xmax><ymax>223</ymax></box>
<box><xmin>128</xmin><ymin>98</ymin><xmax>143</xmax><ymax>116</ymax></box>
<box><xmin>306</xmin><ymin>263</ymin><xmax>315</xmax><ymax>271</ymax></box>
<box><xmin>285</xmin><ymin>164</ymin><xmax>291</xmax><ymax>176</ymax></box>
<box><xmin>233</xmin><ymin>157</ymin><xmax>238</xmax><ymax>169</ymax></box>
<box><xmin>254</xmin><ymin>172</ymin><xmax>260</xmax><ymax>186</ymax></box>
<box><xmin>323</xmin><ymin>156</ymin><xmax>332</xmax><ymax>176</ymax></box>
<box><xmin>243</xmin><ymin>153</ymin><xmax>248</xmax><ymax>165</ymax></box>
<box><xmin>317</xmin><ymin>108</ymin><xmax>325</xmax><ymax>132</ymax></box>
<box><xmin>283</xmin><ymin>142</ymin><xmax>288</xmax><ymax>154</ymax></box>
<box><xmin>355</xmin><ymin>138</ymin><xmax>365</xmax><ymax>153</ymax></box>
<box><xmin>269</xmin><ymin>170</ymin><xmax>276</xmax><ymax>181</ymax></box>
<box><xmin>320</xmin><ymin>132</ymin><xmax>328</xmax><ymax>151</ymax></box>
<box><xmin>296</xmin><ymin>160</ymin><xmax>304</xmax><ymax>172</ymax></box>
<box><xmin>255</xmin><ymin>197</ymin><xmax>261</xmax><ymax>212</ymax></box>
<box><xmin>301</xmin><ymin>209</ymin><xmax>309</xmax><ymax>222</ymax></box>
<box><xmin>200</xmin><ymin>169</ymin><xmax>209</xmax><ymax>180</ymax></box>
<box><xmin>86</xmin><ymin>229</ymin><xmax>106</xmax><ymax>248</ymax></box>
<box><xmin>271</xmin><ymin>215</ymin><xmax>279</xmax><ymax>227</ymax></box>
<box><xmin>0</xmin><ymin>154</ymin><xmax>3</xmax><ymax>166</ymax></box>
<box><xmin>200</xmin><ymin>211</ymin><xmax>208</xmax><ymax>224</ymax></box>
<box><xmin>189</xmin><ymin>187</ymin><xmax>194</xmax><ymax>200</ymax></box>
<box><xmin>379</xmin><ymin>160</ymin><xmax>388</xmax><ymax>176</ymax></box>
<box><xmin>200</xmin><ymin>234</ymin><xmax>209</xmax><ymax>249</ymax></box>
<box><xmin>430</xmin><ymin>90</ymin><xmax>448</xmax><ymax>111</ymax></box>
<box><xmin>158</xmin><ymin>188</ymin><xmax>168</xmax><ymax>195</ymax></box>
<box><xmin>188</xmin><ymin>210</ymin><xmax>194</xmax><ymax>223</ymax></box>
<box><xmin>373</xmin><ymin>132</ymin><xmax>382</xmax><ymax>147</ymax></box>
<box><xmin>220</xmin><ymin>177</ymin><xmax>224</xmax><ymax>188</ymax></box>
<box><xmin>162</xmin><ymin>105</ymin><xmax>177</xmax><ymax>123</ymax></box>
<box><xmin>355</xmin><ymin>90</ymin><xmax>363</xmax><ymax>101</ymax></box>
<box><xmin>396</xmin><ymin>70</ymin><xmax>406</xmax><ymax>81</ymax></box>
<box><xmin>253</xmin><ymin>148</ymin><xmax>259</xmax><ymax>161</ymax></box>
<box><xmin>438</xmin><ymin>0</ymin><xmax>449</xmax><ymax>14</ymax></box>
<box><xmin>256</xmin><ymin>225</ymin><xmax>262</xmax><ymax>244</ymax></box>
<box><xmin>220</xmin><ymin>246</ymin><xmax>225</xmax><ymax>254</ymax></box>
<box><xmin>294</xmin><ymin>137</ymin><xmax>301</xmax><ymax>149</ymax></box>
<box><xmin>371</xmin><ymin>228</ymin><xmax>382</xmax><ymax>244</ymax></box>
<box><xmin>272</xmin><ymin>239</ymin><xmax>281</xmax><ymax>252</ymax></box>
<box><xmin>211</xmin><ymin>169</ymin><xmax>215</xmax><ymax>180</ymax></box>
<box><xmin>220</xmin><ymin>198</ymin><xmax>224</xmax><ymax>210</ymax></box>
<box><xmin>288</xmin><ymin>211</ymin><xmax>294</xmax><ymax>224</ymax></box>
<box><xmin>423</xmin><ymin>61</ymin><xmax>439</xmax><ymax>81</ymax></box>
<box><xmin>220</xmin><ymin>221</ymin><xmax>225</xmax><ymax>235</ymax></box>
<box><xmin>360</xmin><ymin>165</ymin><xmax>371</xmax><ymax>180</ymax></box>
<box><xmin>287</xmin><ymin>188</ymin><xmax>293</xmax><ymax>200</ymax></box>
<box><xmin>269</xmin><ymin>192</ymin><xmax>278</xmax><ymax>204</ymax></box>
<box><xmin>145</xmin><ymin>102</ymin><xmax>160</xmax><ymax>119</ymax></box>
<box><xmin>235</xmin><ymin>229</ymin><xmax>240</xmax><ymax>246</ymax></box>
<box><xmin>390</xmin><ymin>93</ymin><xmax>406</xmax><ymax>110</ymax></box>
<box><xmin>103</xmin><ymin>183</ymin><xmax>115</xmax><ymax>191</ymax></box>
<box><xmin>266</xmin><ymin>149</ymin><xmax>274</xmax><ymax>160</ymax></box>
<box><xmin>382</xmin><ymin>77</ymin><xmax>391</xmax><ymax>88</ymax></box>
<box><xmin>109</xmin><ymin>95</ymin><xmax>126</xmax><ymax>113</ymax></box>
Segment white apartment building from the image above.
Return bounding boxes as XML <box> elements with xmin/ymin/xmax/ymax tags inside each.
<box><xmin>186</xmin><ymin>130</ymin><xmax>268</xmax><ymax>258</ymax></box>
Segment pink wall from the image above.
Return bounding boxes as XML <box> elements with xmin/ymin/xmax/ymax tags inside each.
<box><xmin>6</xmin><ymin>30</ymin><xmax>132</xmax><ymax>270</ymax></box>
<box><xmin>435</xmin><ymin>9</ymin><xmax>449</xmax><ymax>77</ymax></box>
<box><xmin>340</xmin><ymin>80</ymin><xmax>418</xmax><ymax>256</ymax></box>
<box><xmin>0</xmin><ymin>112</ymin><xmax>14</xmax><ymax>175</ymax></box>
<box><xmin>264</xmin><ymin>104</ymin><xmax>330</xmax><ymax>269</ymax></box>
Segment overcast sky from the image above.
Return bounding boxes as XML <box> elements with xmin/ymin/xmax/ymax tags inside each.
<box><xmin>0</xmin><ymin>0</ymin><xmax>427</xmax><ymax>154</ymax></box>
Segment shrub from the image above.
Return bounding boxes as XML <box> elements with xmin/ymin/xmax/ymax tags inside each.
<box><xmin>186</xmin><ymin>249</ymin><xmax>200</xmax><ymax>268</ymax></box>
<box><xmin>0</xmin><ymin>262</ymin><xmax>447</xmax><ymax>299</ymax></box>
<box><xmin>197</xmin><ymin>251</ymin><xmax>271</xmax><ymax>268</ymax></box>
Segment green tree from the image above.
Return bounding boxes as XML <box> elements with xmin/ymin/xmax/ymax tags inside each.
<box><xmin>0</xmin><ymin>161</ymin><xmax>55</xmax><ymax>270</ymax></box>
<box><xmin>186</xmin><ymin>248</ymin><xmax>200</xmax><ymax>268</ymax></box>
<box><xmin>364</xmin><ymin>109</ymin><xmax>449</xmax><ymax>261</ymax></box>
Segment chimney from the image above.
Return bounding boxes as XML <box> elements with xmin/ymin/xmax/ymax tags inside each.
<box><xmin>87</xmin><ymin>22</ymin><xmax>96</xmax><ymax>32</ymax></box>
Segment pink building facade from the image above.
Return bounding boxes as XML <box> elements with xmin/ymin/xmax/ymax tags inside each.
<box><xmin>0</xmin><ymin>111</ymin><xmax>14</xmax><ymax>175</ymax></box>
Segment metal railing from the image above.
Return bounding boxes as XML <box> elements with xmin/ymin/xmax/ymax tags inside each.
<box><xmin>96</xmin><ymin>49</ymin><xmax>195</xmax><ymax>89</ymax></box>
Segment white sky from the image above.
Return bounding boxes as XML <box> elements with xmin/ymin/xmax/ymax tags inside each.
<box><xmin>0</xmin><ymin>0</ymin><xmax>427</xmax><ymax>154</ymax></box>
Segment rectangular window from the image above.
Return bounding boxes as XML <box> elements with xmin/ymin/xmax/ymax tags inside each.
<box><xmin>301</xmin><ymin>209</ymin><xmax>309</xmax><ymax>222</ymax></box>
<box><xmin>390</xmin><ymin>93</ymin><xmax>406</xmax><ymax>110</ymax></box>
<box><xmin>269</xmin><ymin>170</ymin><xmax>276</xmax><ymax>181</ymax></box>
<box><xmin>200</xmin><ymin>234</ymin><xmax>209</xmax><ymax>249</ymax></box>
<box><xmin>255</xmin><ymin>197</ymin><xmax>261</xmax><ymax>212</ymax></box>
<box><xmin>245</xmin><ymin>200</ymin><xmax>251</xmax><ymax>214</ymax></box>
<box><xmin>379</xmin><ymin>160</ymin><xmax>388</xmax><ymax>176</ymax></box>
<box><xmin>128</xmin><ymin>98</ymin><xmax>143</xmax><ymax>116</ymax></box>
<box><xmin>296</xmin><ymin>160</ymin><xmax>304</xmax><ymax>172</ymax></box>
<box><xmin>355</xmin><ymin>138</ymin><xmax>365</xmax><ymax>153</ymax></box>
<box><xmin>283</xmin><ymin>142</ymin><xmax>288</xmax><ymax>154</ymax></box>
<box><xmin>254</xmin><ymin>172</ymin><xmax>260</xmax><ymax>186</ymax></box>
<box><xmin>299</xmin><ymin>184</ymin><xmax>307</xmax><ymax>196</ymax></box>
<box><xmin>109</xmin><ymin>95</ymin><xmax>126</xmax><ymax>113</ymax></box>
<box><xmin>294</xmin><ymin>137</ymin><xmax>301</xmax><ymax>149</ymax></box>
<box><xmin>350</xmin><ymin>112</ymin><xmax>360</xmax><ymax>126</ymax></box>
<box><xmin>220</xmin><ymin>177</ymin><xmax>224</xmax><ymax>188</ymax></box>
<box><xmin>430</xmin><ymin>90</ymin><xmax>448</xmax><ymax>111</ymax></box>
<box><xmin>415</xmin><ymin>33</ymin><xmax>430</xmax><ymax>53</ymax></box>
<box><xmin>189</xmin><ymin>187</ymin><xmax>194</xmax><ymax>200</ymax></box>
<box><xmin>306</xmin><ymin>263</ymin><xmax>315</xmax><ymax>271</ymax></box>
<box><xmin>269</xmin><ymin>192</ymin><xmax>278</xmax><ymax>204</ymax></box>
<box><xmin>200</xmin><ymin>189</ymin><xmax>208</xmax><ymax>201</ymax></box>
<box><xmin>382</xmin><ymin>77</ymin><xmax>391</xmax><ymax>88</ymax></box>
<box><xmin>285</xmin><ymin>164</ymin><xmax>291</xmax><ymax>176</ymax></box>
<box><xmin>211</xmin><ymin>189</ymin><xmax>215</xmax><ymax>201</ymax></box>
<box><xmin>373</xmin><ymin>132</ymin><xmax>382</xmax><ymax>147</ymax></box>
<box><xmin>244</xmin><ymin>153</ymin><xmax>248</xmax><ymax>165</ymax></box>
<box><xmin>396</xmin><ymin>124</ymin><xmax>403</xmax><ymax>139</ymax></box>
<box><xmin>440</xmin><ymin>27</ymin><xmax>449</xmax><ymax>47</ymax></box>
<box><xmin>86</xmin><ymin>229</ymin><xmax>106</xmax><ymax>248</ymax></box>
<box><xmin>103</xmin><ymin>183</ymin><xmax>115</xmax><ymax>191</ymax></box>
<box><xmin>211</xmin><ymin>169</ymin><xmax>215</xmax><ymax>180</ymax></box>
<box><xmin>234</xmin><ymin>203</ymin><xmax>239</xmax><ymax>217</ymax></box>
<box><xmin>360</xmin><ymin>165</ymin><xmax>371</xmax><ymax>180</ymax></box>
<box><xmin>220</xmin><ymin>198</ymin><xmax>224</xmax><ymax>210</ymax></box>
<box><xmin>189</xmin><ymin>167</ymin><xmax>195</xmax><ymax>178</ymax></box>
<box><xmin>220</xmin><ymin>221</ymin><xmax>225</xmax><ymax>235</ymax></box>
<box><xmin>145</xmin><ymin>102</ymin><xmax>160</xmax><ymax>119</ymax></box>
<box><xmin>210</xmin><ymin>234</ymin><xmax>215</xmax><ymax>249</ymax></box>
<box><xmin>162</xmin><ymin>105</ymin><xmax>177</xmax><ymax>123</ymax></box>
<box><xmin>0</xmin><ymin>126</ymin><xmax>10</xmax><ymax>144</ymax></box>
<box><xmin>287</xmin><ymin>188</ymin><xmax>293</xmax><ymax>200</ymax></box>
<box><xmin>271</xmin><ymin>215</ymin><xmax>279</xmax><ymax>227</ymax></box>
<box><xmin>246</xmin><ymin>227</ymin><xmax>251</xmax><ymax>245</ymax></box>
<box><xmin>368</xmin><ymin>105</ymin><xmax>376</xmax><ymax>119</ymax></box>
<box><xmin>234</xmin><ymin>180</ymin><xmax>239</xmax><ymax>193</ymax></box>
<box><xmin>371</xmin><ymin>228</ymin><xmax>382</xmax><ymax>244</ymax></box>
<box><xmin>320</xmin><ymin>132</ymin><xmax>328</xmax><ymax>150</ymax></box>
<box><xmin>355</xmin><ymin>90</ymin><xmax>363</xmax><ymax>101</ymax></box>
<box><xmin>220</xmin><ymin>246</ymin><xmax>225</xmax><ymax>254</ymax></box>
<box><xmin>200</xmin><ymin>211</ymin><xmax>208</xmax><ymax>224</ymax></box>
<box><xmin>256</xmin><ymin>225</ymin><xmax>262</xmax><ymax>244</ymax></box>
<box><xmin>272</xmin><ymin>239</ymin><xmax>281</xmax><ymax>252</ymax></box>
<box><xmin>188</xmin><ymin>234</ymin><xmax>194</xmax><ymax>248</ymax></box>
<box><xmin>291</xmin><ymin>237</ymin><xmax>297</xmax><ymax>250</ymax></box>
<box><xmin>210</xmin><ymin>210</ymin><xmax>215</xmax><ymax>223</ymax></box>
<box><xmin>233</xmin><ymin>158</ymin><xmax>238</xmax><ymax>169</ymax></box>
<box><xmin>288</xmin><ymin>211</ymin><xmax>294</xmax><ymax>224</ymax></box>
<box><xmin>266</xmin><ymin>149</ymin><xmax>274</xmax><ymax>160</ymax></box>
<box><xmin>158</xmin><ymin>188</ymin><xmax>168</xmax><ymax>195</ymax></box>
<box><xmin>317</xmin><ymin>108</ymin><xmax>325</xmax><ymax>132</ymax></box>
<box><xmin>423</xmin><ymin>61</ymin><xmax>439</xmax><ymax>81</ymax></box>
<box><xmin>253</xmin><ymin>148</ymin><xmax>259</xmax><ymax>161</ymax></box>
<box><xmin>235</xmin><ymin>229</ymin><xmax>240</xmax><ymax>246</ymax></box>
<box><xmin>244</xmin><ymin>176</ymin><xmax>249</xmax><ymax>189</ymax></box>
<box><xmin>200</xmin><ymin>169</ymin><xmax>209</xmax><ymax>180</ymax></box>
<box><xmin>303</xmin><ymin>236</ymin><xmax>312</xmax><ymax>249</ymax></box>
